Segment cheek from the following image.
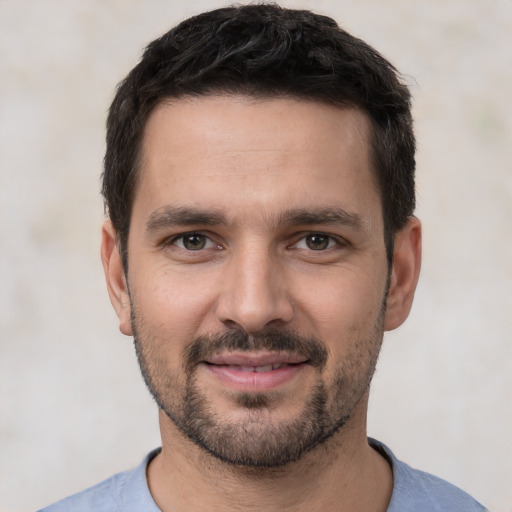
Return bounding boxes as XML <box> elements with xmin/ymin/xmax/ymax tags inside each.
<box><xmin>295</xmin><ymin>268</ymin><xmax>386</xmax><ymax>348</ymax></box>
<box><xmin>133</xmin><ymin>265</ymin><xmax>222</xmax><ymax>338</ymax></box>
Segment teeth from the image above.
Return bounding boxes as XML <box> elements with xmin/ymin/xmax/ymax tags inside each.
<box><xmin>230</xmin><ymin>364</ymin><xmax>288</xmax><ymax>372</ymax></box>
<box><xmin>254</xmin><ymin>364</ymin><xmax>273</xmax><ymax>373</ymax></box>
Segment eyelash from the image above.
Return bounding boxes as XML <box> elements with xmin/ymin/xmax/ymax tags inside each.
<box><xmin>168</xmin><ymin>232</ymin><xmax>220</xmax><ymax>251</ymax></box>
<box><xmin>291</xmin><ymin>233</ymin><xmax>342</xmax><ymax>251</ymax></box>
<box><xmin>165</xmin><ymin>231</ymin><xmax>344</xmax><ymax>252</ymax></box>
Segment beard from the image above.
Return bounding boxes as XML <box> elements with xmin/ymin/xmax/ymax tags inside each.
<box><xmin>132</xmin><ymin>308</ymin><xmax>386</xmax><ymax>469</ymax></box>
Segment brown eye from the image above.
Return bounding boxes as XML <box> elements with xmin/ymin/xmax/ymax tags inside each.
<box><xmin>305</xmin><ymin>234</ymin><xmax>331</xmax><ymax>250</ymax></box>
<box><xmin>183</xmin><ymin>234</ymin><xmax>206</xmax><ymax>250</ymax></box>
<box><xmin>174</xmin><ymin>233</ymin><xmax>211</xmax><ymax>250</ymax></box>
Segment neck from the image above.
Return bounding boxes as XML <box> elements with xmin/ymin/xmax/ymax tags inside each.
<box><xmin>147</xmin><ymin>396</ymin><xmax>393</xmax><ymax>512</ymax></box>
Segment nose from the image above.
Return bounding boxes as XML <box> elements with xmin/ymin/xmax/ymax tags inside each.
<box><xmin>215</xmin><ymin>244</ymin><xmax>294</xmax><ymax>334</ymax></box>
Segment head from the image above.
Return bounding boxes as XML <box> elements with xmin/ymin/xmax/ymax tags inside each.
<box><xmin>102</xmin><ymin>3</ymin><xmax>415</xmax><ymax>270</ymax></box>
<box><xmin>101</xmin><ymin>4</ymin><xmax>421</xmax><ymax>469</ymax></box>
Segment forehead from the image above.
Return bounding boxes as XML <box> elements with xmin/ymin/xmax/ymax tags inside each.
<box><xmin>133</xmin><ymin>95</ymin><xmax>381</xmax><ymax>228</ymax></box>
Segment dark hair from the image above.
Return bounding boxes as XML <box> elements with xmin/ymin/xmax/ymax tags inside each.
<box><xmin>103</xmin><ymin>3</ymin><xmax>415</xmax><ymax>268</ymax></box>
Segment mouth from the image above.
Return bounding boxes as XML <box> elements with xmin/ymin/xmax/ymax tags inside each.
<box><xmin>201</xmin><ymin>352</ymin><xmax>309</xmax><ymax>392</ymax></box>
<box><xmin>209</xmin><ymin>362</ymin><xmax>297</xmax><ymax>373</ymax></box>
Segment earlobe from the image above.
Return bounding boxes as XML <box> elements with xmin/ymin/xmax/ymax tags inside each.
<box><xmin>384</xmin><ymin>217</ymin><xmax>422</xmax><ymax>331</ymax></box>
<box><xmin>100</xmin><ymin>220</ymin><xmax>133</xmax><ymax>336</ymax></box>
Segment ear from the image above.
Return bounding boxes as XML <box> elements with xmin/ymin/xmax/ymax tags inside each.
<box><xmin>384</xmin><ymin>217</ymin><xmax>422</xmax><ymax>331</ymax></box>
<box><xmin>100</xmin><ymin>220</ymin><xmax>133</xmax><ymax>336</ymax></box>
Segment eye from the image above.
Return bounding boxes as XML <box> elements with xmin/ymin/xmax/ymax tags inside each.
<box><xmin>294</xmin><ymin>233</ymin><xmax>338</xmax><ymax>251</ymax></box>
<box><xmin>173</xmin><ymin>233</ymin><xmax>217</xmax><ymax>251</ymax></box>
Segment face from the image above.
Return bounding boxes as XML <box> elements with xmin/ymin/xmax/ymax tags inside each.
<box><xmin>102</xmin><ymin>96</ymin><xmax>420</xmax><ymax>468</ymax></box>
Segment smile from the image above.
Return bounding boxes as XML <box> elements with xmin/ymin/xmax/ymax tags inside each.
<box><xmin>202</xmin><ymin>354</ymin><xmax>308</xmax><ymax>392</ymax></box>
<box><xmin>225</xmin><ymin>363</ymin><xmax>291</xmax><ymax>372</ymax></box>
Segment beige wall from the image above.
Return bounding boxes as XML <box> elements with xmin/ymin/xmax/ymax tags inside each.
<box><xmin>1</xmin><ymin>1</ymin><xmax>511</xmax><ymax>510</ymax></box>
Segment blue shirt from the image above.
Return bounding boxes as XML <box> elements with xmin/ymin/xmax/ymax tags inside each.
<box><xmin>38</xmin><ymin>440</ymin><xmax>487</xmax><ymax>511</ymax></box>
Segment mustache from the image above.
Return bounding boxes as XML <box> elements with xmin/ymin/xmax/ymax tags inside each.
<box><xmin>184</xmin><ymin>330</ymin><xmax>328</xmax><ymax>371</ymax></box>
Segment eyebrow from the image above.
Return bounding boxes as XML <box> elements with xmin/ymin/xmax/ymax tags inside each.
<box><xmin>145</xmin><ymin>205</ymin><xmax>363</xmax><ymax>233</ymax></box>
<box><xmin>146</xmin><ymin>206</ymin><xmax>227</xmax><ymax>232</ymax></box>
<box><xmin>277</xmin><ymin>208</ymin><xmax>363</xmax><ymax>229</ymax></box>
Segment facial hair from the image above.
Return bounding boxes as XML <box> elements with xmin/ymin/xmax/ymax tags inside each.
<box><xmin>131</xmin><ymin>305</ymin><xmax>386</xmax><ymax>469</ymax></box>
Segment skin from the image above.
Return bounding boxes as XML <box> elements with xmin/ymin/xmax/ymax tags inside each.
<box><xmin>101</xmin><ymin>95</ymin><xmax>421</xmax><ymax>511</ymax></box>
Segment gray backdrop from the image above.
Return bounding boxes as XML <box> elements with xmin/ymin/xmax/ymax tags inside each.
<box><xmin>1</xmin><ymin>1</ymin><xmax>511</xmax><ymax>511</ymax></box>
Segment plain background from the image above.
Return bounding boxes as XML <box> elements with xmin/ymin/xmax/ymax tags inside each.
<box><xmin>0</xmin><ymin>1</ymin><xmax>511</xmax><ymax>511</ymax></box>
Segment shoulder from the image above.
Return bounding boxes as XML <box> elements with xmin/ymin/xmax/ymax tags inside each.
<box><xmin>37</xmin><ymin>472</ymin><xmax>123</xmax><ymax>512</ymax></box>
<box><xmin>37</xmin><ymin>449</ymin><xmax>161</xmax><ymax>512</ymax></box>
<box><xmin>369</xmin><ymin>439</ymin><xmax>488</xmax><ymax>512</ymax></box>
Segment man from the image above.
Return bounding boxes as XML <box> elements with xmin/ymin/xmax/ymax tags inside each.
<box><xmin>39</xmin><ymin>4</ymin><xmax>487</xmax><ymax>511</ymax></box>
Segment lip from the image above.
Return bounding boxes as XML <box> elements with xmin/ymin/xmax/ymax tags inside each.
<box><xmin>205</xmin><ymin>351</ymin><xmax>308</xmax><ymax>367</ymax></box>
<box><xmin>202</xmin><ymin>351</ymin><xmax>309</xmax><ymax>392</ymax></box>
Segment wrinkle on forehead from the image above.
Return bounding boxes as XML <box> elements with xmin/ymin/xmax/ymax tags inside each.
<box><xmin>134</xmin><ymin>96</ymin><xmax>381</xmax><ymax>236</ymax></box>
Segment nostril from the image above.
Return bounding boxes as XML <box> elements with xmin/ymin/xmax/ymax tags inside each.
<box><xmin>222</xmin><ymin>319</ymin><xmax>242</xmax><ymax>330</ymax></box>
